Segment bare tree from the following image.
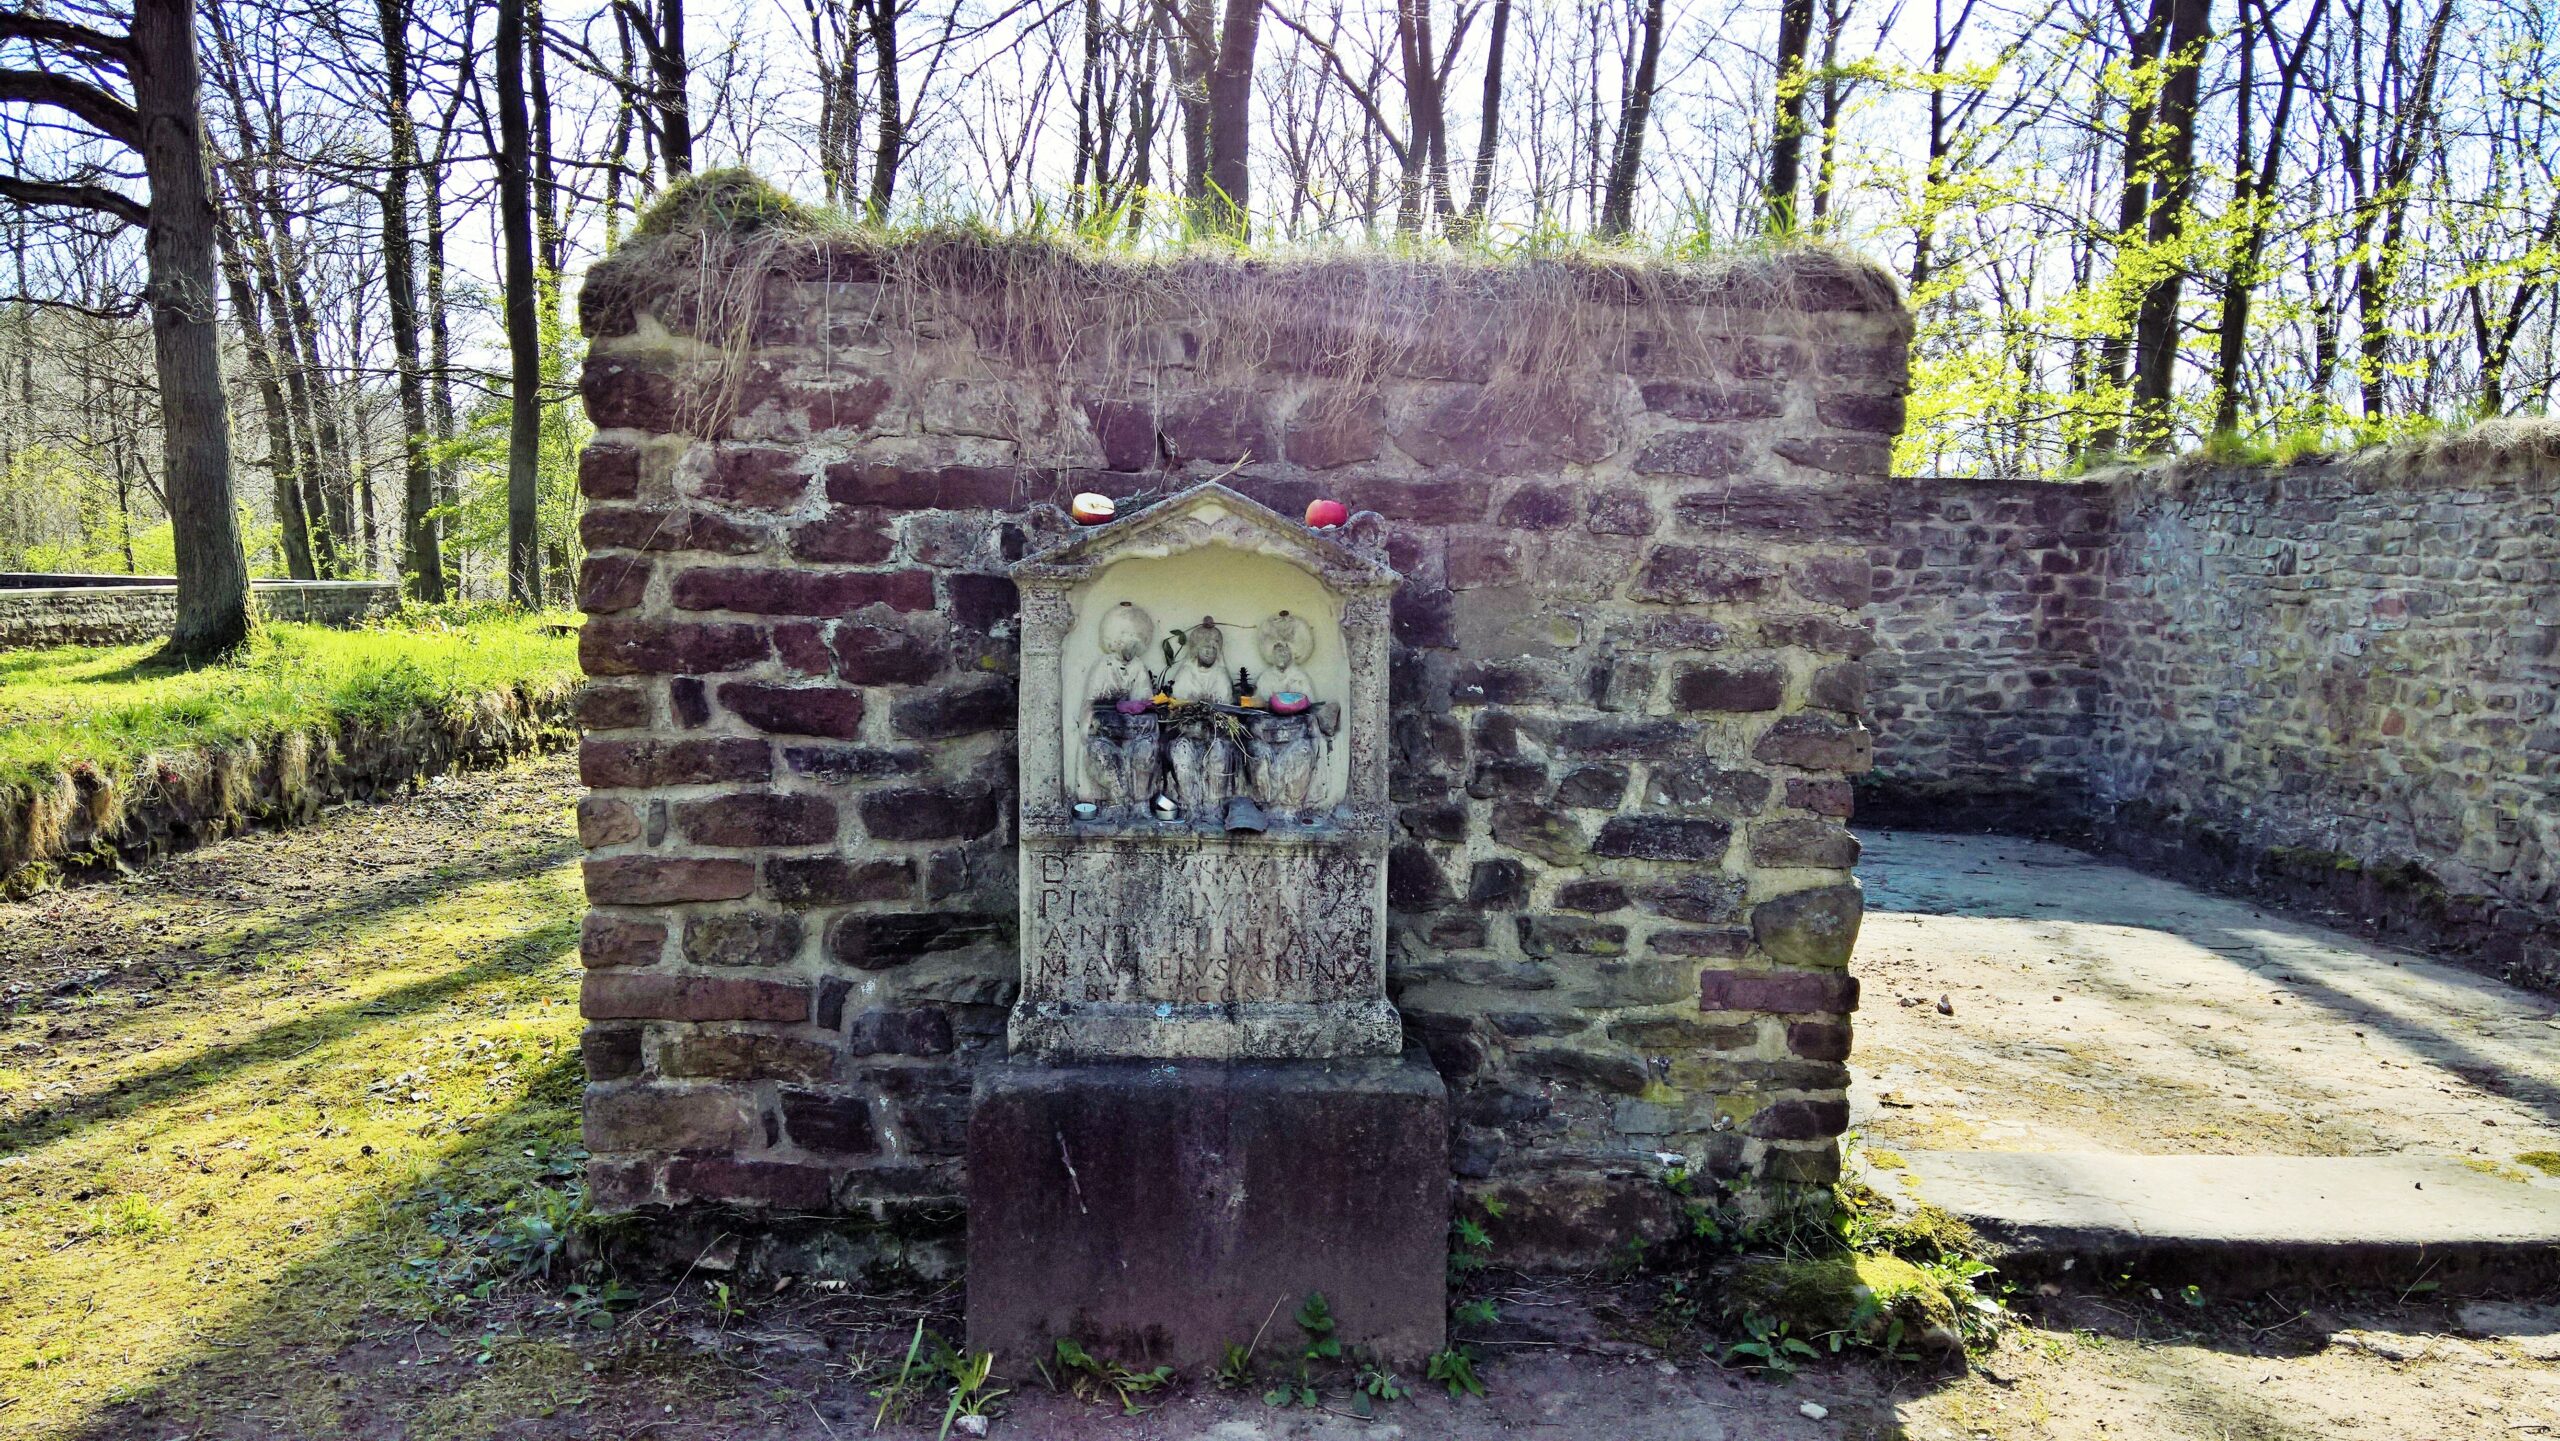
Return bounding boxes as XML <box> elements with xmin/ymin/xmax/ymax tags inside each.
<box><xmin>0</xmin><ymin>0</ymin><xmax>250</xmax><ymax>658</ymax></box>
<box><xmin>496</xmin><ymin>0</ymin><xmax>542</xmax><ymax>604</ymax></box>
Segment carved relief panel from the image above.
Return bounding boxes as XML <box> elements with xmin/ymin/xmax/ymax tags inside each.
<box><xmin>1009</xmin><ymin>483</ymin><xmax>1400</xmax><ymax>1060</ymax></box>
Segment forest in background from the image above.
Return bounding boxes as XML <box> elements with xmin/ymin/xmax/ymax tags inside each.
<box><xmin>1</xmin><ymin>0</ymin><xmax>2553</xmax><ymax>602</ymax></box>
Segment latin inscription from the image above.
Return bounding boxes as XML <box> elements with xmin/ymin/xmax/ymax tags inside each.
<box><xmin>1027</xmin><ymin>845</ymin><xmax>1380</xmax><ymax>1004</ymax></box>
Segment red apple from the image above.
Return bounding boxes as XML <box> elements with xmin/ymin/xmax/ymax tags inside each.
<box><xmin>1305</xmin><ymin>498</ymin><xmax>1349</xmax><ymax>528</ymax></box>
<box><xmin>1069</xmin><ymin>492</ymin><xmax>1117</xmax><ymax>525</ymax></box>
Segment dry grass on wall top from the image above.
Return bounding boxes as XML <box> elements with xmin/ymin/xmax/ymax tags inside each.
<box><xmin>2090</xmin><ymin>416</ymin><xmax>2560</xmax><ymax>495</ymax></box>
<box><xmin>0</xmin><ymin>613</ymin><xmax>581</xmax><ymax>891</ymax></box>
<box><xmin>586</xmin><ymin>168</ymin><xmax>1911</xmax><ymax>439</ymax></box>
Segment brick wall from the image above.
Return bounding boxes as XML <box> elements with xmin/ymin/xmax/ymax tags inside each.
<box><xmin>0</xmin><ymin>579</ymin><xmax>399</xmax><ymax>651</ymax></box>
<box><xmin>1868</xmin><ymin>436</ymin><xmax>2560</xmax><ymax>992</ymax></box>
<box><xmin>572</xmin><ymin>231</ymin><xmax>1911</xmax><ymax>1262</ymax></box>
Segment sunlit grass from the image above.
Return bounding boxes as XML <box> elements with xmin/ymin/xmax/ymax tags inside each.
<box><xmin>0</xmin><ymin>793</ymin><xmax>585</xmax><ymax>1440</ymax></box>
<box><xmin>0</xmin><ymin>610</ymin><xmax>580</xmax><ymax>794</ymax></box>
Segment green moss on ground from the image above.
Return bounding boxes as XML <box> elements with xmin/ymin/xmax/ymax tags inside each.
<box><xmin>0</xmin><ymin>758</ymin><xmax>587</xmax><ymax>1440</ymax></box>
<box><xmin>2518</xmin><ymin>1151</ymin><xmax>2560</xmax><ymax>1177</ymax></box>
<box><xmin>0</xmin><ymin>610</ymin><xmax>579</xmax><ymax>793</ymax></box>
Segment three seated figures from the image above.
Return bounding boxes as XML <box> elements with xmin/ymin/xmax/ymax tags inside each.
<box><xmin>1078</xmin><ymin>601</ymin><xmax>1342</xmax><ymax>825</ymax></box>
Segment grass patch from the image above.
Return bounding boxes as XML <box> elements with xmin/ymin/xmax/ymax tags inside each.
<box><xmin>0</xmin><ymin>610</ymin><xmax>578</xmax><ymax>793</ymax></box>
<box><xmin>0</xmin><ymin>761</ymin><xmax>587</xmax><ymax>1440</ymax></box>
<box><xmin>2518</xmin><ymin>1151</ymin><xmax>2560</xmax><ymax>1177</ymax></box>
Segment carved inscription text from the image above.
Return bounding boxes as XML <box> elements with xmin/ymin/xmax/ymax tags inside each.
<box><xmin>1025</xmin><ymin>842</ymin><xmax>1380</xmax><ymax>1005</ymax></box>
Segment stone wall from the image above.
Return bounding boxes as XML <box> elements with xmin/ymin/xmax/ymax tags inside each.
<box><xmin>1864</xmin><ymin>476</ymin><xmax>2107</xmax><ymax>832</ymax></box>
<box><xmin>571</xmin><ymin>232</ymin><xmax>1909</xmax><ymax>1263</ymax></box>
<box><xmin>0</xmin><ymin>578</ymin><xmax>399</xmax><ymax>651</ymax></box>
<box><xmin>1867</xmin><ymin>435</ymin><xmax>2560</xmax><ymax>992</ymax></box>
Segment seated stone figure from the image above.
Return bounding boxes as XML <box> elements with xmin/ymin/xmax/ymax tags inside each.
<box><xmin>1249</xmin><ymin>611</ymin><xmax>1329</xmax><ymax>816</ymax></box>
<box><xmin>1080</xmin><ymin>600</ymin><xmax>1158</xmax><ymax>811</ymax></box>
<box><xmin>1165</xmin><ymin>615</ymin><xmax>1239</xmax><ymax>815</ymax></box>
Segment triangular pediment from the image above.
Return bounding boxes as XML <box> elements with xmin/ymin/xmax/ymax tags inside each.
<box><xmin>1013</xmin><ymin>481</ymin><xmax>1398</xmax><ymax>589</ymax></box>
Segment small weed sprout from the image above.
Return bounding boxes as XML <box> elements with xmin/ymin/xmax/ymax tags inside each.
<box><xmin>1049</xmin><ymin>1337</ymin><xmax>1173</xmax><ymax>1414</ymax></box>
<box><xmin>1426</xmin><ymin>1346</ymin><xmax>1486</xmax><ymax>1398</ymax></box>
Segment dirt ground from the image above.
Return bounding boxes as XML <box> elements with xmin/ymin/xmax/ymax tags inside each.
<box><xmin>1850</xmin><ymin>828</ymin><xmax>2560</xmax><ymax>1169</ymax></box>
<box><xmin>3</xmin><ymin>757</ymin><xmax>2556</xmax><ymax>1440</ymax></box>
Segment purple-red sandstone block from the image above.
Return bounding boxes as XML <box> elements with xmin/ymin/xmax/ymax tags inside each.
<box><xmin>580</xmin><ymin>444</ymin><xmax>642</xmax><ymax>500</ymax></box>
<box><xmin>890</xmin><ymin>676</ymin><xmax>1016</xmax><ymax>739</ymax></box>
<box><xmin>1751</xmin><ymin>820</ymin><xmax>1862</xmax><ymax>869</ymax></box>
<box><xmin>661</xmin><ymin>1157</ymin><xmax>836</xmax><ymax>1210</ymax></box>
<box><xmin>1786</xmin><ymin>1020</ymin><xmax>1854</xmax><ymax>1062</ymax></box>
<box><xmin>1748</xmin><ymin>1098</ymin><xmax>1851</xmax><ymax>1141</ymax></box>
<box><xmin>716</xmin><ymin>681</ymin><xmax>867</xmax><ymax>739</ymax></box>
<box><xmin>580</xmin><ymin>619</ymin><xmax>769</xmax><ymax>676</ymax></box>
<box><xmin>826</xmin><ymin>462</ymin><xmax>1030</xmax><ymax>511</ymax></box>
<box><xmin>577</xmin><ymin>796</ymin><xmax>641</xmax><ymax>847</ymax></box>
<box><xmin>1283</xmin><ymin>396</ymin><xmax>1384</xmax><ymax>470</ymax></box>
<box><xmin>779</xmin><ymin>1088</ymin><xmax>880</xmax><ymax>1154</ymax></box>
<box><xmin>581</xmin><ymin>913</ymin><xmax>668</xmax><ymax>968</ymax></box>
<box><xmin>1672</xmin><ymin>663</ymin><xmax>1785</xmax><ymax>712</ymax></box>
<box><xmin>573</xmin><ymin>682</ymin><xmax>652</xmax><ymax>730</ymax></box>
<box><xmin>845</xmin><ymin>1007</ymin><xmax>958</xmax><ymax>1057</ymax></box>
<box><xmin>673</xmin><ymin>566</ymin><xmax>934</xmax><ymax>615</ymax></box>
<box><xmin>583</xmin><ymin>1084</ymin><xmax>758</xmax><ymax>1153</ymax></box>
<box><xmin>1591</xmin><ymin>816</ymin><xmax>1732</xmax><ymax>862</ymax></box>
<box><xmin>1158</xmin><ymin>389</ymin><xmax>1267</xmax><ymax>464</ymax></box>
<box><xmin>675</xmin><ymin>792</ymin><xmax>840</xmax><ymax>847</ymax></box>
<box><xmin>1633</xmin><ymin>544</ymin><xmax>1780</xmax><ymax>603</ymax></box>
<box><xmin>788</xmin><ymin>507</ymin><xmax>897</xmax><ymax>563</ymax></box>
<box><xmin>831</xmin><ymin>621</ymin><xmax>945</xmax><ymax>683</ymax></box>
<box><xmin>581</xmin><ymin>970</ymin><xmax>813</xmax><ymax>1023</ymax></box>
<box><xmin>857</xmin><ymin>785</ymin><xmax>1004</xmax><ymax>841</ymax></box>
<box><xmin>581</xmin><ymin>505</ymin><xmax>764</xmax><ymax>555</ymax></box>
<box><xmin>581</xmin><ymin>736</ymin><xmax>772</xmax><ymax>788</ymax></box>
<box><xmin>700</xmin><ymin>446</ymin><xmax>815</xmax><ymax>508</ymax></box>
<box><xmin>763</xmin><ymin>855</ymin><xmax>919</xmax><ymax>905</ymax></box>
<box><xmin>1698</xmin><ymin>968</ymin><xmax>1859</xmax><ymax>1014</ymax></box>
<box><xmin>1753</xmin><ymin>714</ymin><xmax>1872</xmax><ymax>772</ymax></box>
<box><xmin>1086</xmin><ymin>397</ymin><xmax>1160</xmax><ymax>471</ymax></box>
<box><xmin>583</xmin><ymin>856</ymin><xmax>758</xmax><ymax>905</ymax></box>
<box><xmin>578</xmin><ymin>554</ymin><xmax>652</xmax><ymax>613</ymax></box>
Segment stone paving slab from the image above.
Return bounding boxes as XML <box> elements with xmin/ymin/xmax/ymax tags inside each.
<box><xmin>1873</xmin><ymin>1150</ymin><xmax>2560</xmax><ymax>1291</ymax></box>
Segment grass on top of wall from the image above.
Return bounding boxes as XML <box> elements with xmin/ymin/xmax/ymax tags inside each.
<box><xmin>0</xmin><ymin>608</ymin><xmax>582</xmax><ymax>795</ymax></box>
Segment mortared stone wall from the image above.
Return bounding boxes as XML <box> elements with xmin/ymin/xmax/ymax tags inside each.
<box><xmin>1868</xmin><ymin>436</ymin><xmax>2560</xmax><ymax>994</ymax></box>
<box><xmin>571</xmin><ymin>234</ymin><xmax>1909</xmax><ymax>1265</ymax></box>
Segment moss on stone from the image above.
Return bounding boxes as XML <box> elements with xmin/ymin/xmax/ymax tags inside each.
<box><xmin>1726</xmin><ymin>1251</ymin><xmax>1963</xmax><ymax>1352</ymax></box>
<box><xmin>630</xmin><ymin>167</ymin><xmax>819</xmax><ymax>242</ymax></box>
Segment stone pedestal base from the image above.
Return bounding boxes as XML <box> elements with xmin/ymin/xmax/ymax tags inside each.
<box><xmin>965</xmin><ymin>1050</ymin><xmax>1448</xmax><ymax>1370</ymax></box>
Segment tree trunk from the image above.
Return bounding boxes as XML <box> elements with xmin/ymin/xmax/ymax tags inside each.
<box><xmin>497</xmin><ymin>0</ymin><xmax>543</xmax><ymax>607</ymax></box>
<box><xmin>1202</xmin><ymin>0</ymin><xmax>1261</xmax><ymax>235</ymax></box>
<box><xmin>2126</xmin><ymin>0</ymin><xmax>2210</xmax><ymax>450</ymax></box>
<box><xmin>423</xmin><ymin>94</ymin><xmax>462</xmax><ymax>554</ymax></box>
<box><xmin>378</xmin><ymin>0</ymin><xmax>444</xmax><ymax>600</ymax></box>
<box><xmin>866</xmin><ymin>0</ymin><xmax>902</xmax><ymax>216</ymax></box>
<box><xmin>134</xmin><ymin>0</ymin><xmax>250</xmax><ymax>660</ymax></box>
<box><xmin>1766</xmin><ymin>0</ymin><xmax>1816</xmax><ymax>230</ymax></box>
<box><xmin>1597</xmin><ymin>0</ymin><xmax>1664</xmax><ymax>237</ymax></box>
<box><xmin>217</xmin><ymin>227</ymin><xmax>315</xmax><ymax>581</ymax></box>
<box><xmin>2353</xmin><ymin>0</ymin><xmax>2452</xmax><ymax>422</ymax></box>
<box><xmin>1461</xmin><ymin>0</ymin><xmax>1509</xmax><ymax>230</ymax></box>
<box><xmin>654</xmin><ymin>0</ymin><xmax>691</xmax><ymax>177</ymax></box>
<box><xmin>1174</xmin><ymin>0</ymin><xmax>1210</xmax><ymax>205</ymax></box>
<box><xmin>2084</xmin><ymin>0</ymin><xmax>2171</xmax><ymax>457</ymax></box>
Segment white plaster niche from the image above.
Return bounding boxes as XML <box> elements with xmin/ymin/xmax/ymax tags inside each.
<box><xmin>1008</xmin><ymin>482</ymin><xmax>1402</xmax><ymax>1060</ymax></box>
